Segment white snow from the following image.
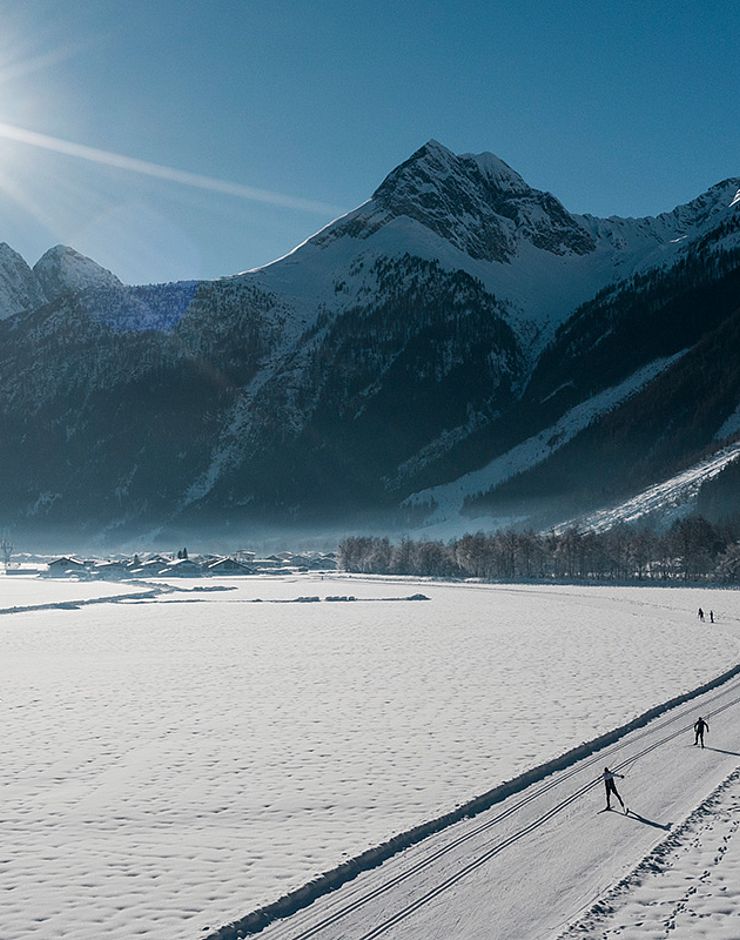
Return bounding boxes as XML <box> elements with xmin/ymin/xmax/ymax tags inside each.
<box><xmin>32</xmin><ymin>245</ymin><xmax>121</xmax><ymax>300</ymax></box>
<box><xmin>2</xmin><ymin>575</ymin><xmax>740</xmax><ymax>939</ymax></box>
<box><xmin>563</xmin><ymin>768</ymin><xmax>740</xmax><ymax>939</ymax></box>
<box><xmin>0</xmin><ymin>573</ymin><xmax>153</xmax><ymax>609</ymax></box>
<box><xmin>263</xmin><ymin>664</ymin><xmax>740</xmax><ymax>940</ymax></box>
<box><xmin>558</xmin><ymin>442</ymin><xmax>740</xmax><ymax>533</ymax></box>
<box><xmin>406</xmin><ymin>352</ymin><xmax>686</xmax><ymax>530</ymax></box>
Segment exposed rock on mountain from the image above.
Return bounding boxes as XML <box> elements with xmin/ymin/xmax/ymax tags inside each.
<box><xmin>0</xmin><ymin>141</ymin><xmax>738</xmax><ymax>542</ymax></box>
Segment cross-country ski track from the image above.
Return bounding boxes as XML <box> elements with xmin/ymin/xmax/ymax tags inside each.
<box><xmin>213</xmin><ymin>668</ymin><xmax>740</xmax><ymax>940</ymax></box>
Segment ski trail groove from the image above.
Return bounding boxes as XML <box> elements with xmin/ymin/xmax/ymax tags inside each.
<box><xmin>353</xmin><ymin>691</ymin><xmax>740</xmax><ymax>940</ymax></box>
<box><xmin>264</xmin><ymin>683</ymin><xmax>740</xmax><ymax>940</ymax></box>
<box><xmin>206</xmin><ymin>664</ymin><xmax>740</xmax><ymax>940</ymax></box>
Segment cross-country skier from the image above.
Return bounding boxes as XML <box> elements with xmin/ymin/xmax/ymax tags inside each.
<box><xmin>694</xmin><ymin>716</ymin><xmax>709</xmax><ymax>748</ymax></box>
<box><xmin>710</xmin><ymin>610</ymin><xmax>715</xmax><ymax>624</ymax></box>
<box><xmin>602</xmin><ymin>767</ymin><xmax>626</xmax><ymax>812</ymax></box>
<box><xmin>698</xmin><ymin>608</ymin><xmax>705</xmax><ymax>622</ymax></box>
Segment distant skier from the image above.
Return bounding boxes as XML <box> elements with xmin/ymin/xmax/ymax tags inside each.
<box><xmin>602</xmin><ymin>767</ymin><xmax>626</xmax><ymax>812</ymax></box>
<box><xmin>694</xmin><ymin>716</ymin><xmax>709</xmax><ymax>748</ymax></box>
<box><xmin>698</xmin><ymin>607</ymin><xmax>705</xmax><ymax>622</ymax></box>
<box><xmin>710</xmin><ymin>610</ymin><xmax>715</xmax><ymax>624</ymax></box>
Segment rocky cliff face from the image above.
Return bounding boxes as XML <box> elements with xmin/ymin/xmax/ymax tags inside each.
<box><xmin>314</xmin><ymin>140</ymin><xmax>597</xmax><ymax>261</ymax></box>
<box><xmin>0</xmin><ymin>141</ymin><xmax>738</xmax><ymax>542</ymax></box>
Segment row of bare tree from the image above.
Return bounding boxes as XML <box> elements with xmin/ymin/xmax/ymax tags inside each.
<box><xmin>339</xmin><ymin>516</ymin><xmax>740</xmax><ymax>583</ymax></box>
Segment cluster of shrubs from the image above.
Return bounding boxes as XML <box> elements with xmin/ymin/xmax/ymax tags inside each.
<box><xmin>339</xmin><ymin>515</ymin><xmax>740</xmax><ymax>583</ymax></box>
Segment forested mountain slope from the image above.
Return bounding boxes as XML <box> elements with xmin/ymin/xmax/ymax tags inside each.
<box><xmin>0</xmin><ymin>141</ymin><xmax>738</xmax><ymax>542</ymax></box>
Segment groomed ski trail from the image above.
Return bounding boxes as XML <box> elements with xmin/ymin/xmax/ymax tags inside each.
<box><xmin>211</xmin><ymin>669</ymin><xmax>740</xmax><ymax>940</ymax></box>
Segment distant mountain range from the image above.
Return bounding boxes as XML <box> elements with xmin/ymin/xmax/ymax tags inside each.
<box><xmin>1</xmin><ymin>140</ymin><xmax>738</xmax><ymax>545</ymax></box>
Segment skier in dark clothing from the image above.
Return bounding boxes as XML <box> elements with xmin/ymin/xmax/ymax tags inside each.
<box><xmin>698</xmin><ymin>608</ymin><xmax>705</xmax><ymax>622</ymax></box>
<box><xmin>602</xmin><ymin>767</ymin><xmax>626</xmax><ymax>811</ymax></box>
<box><xmin>694</xmin><ymin>716</ymin><xmax>709</xmax><ymax>748</ymax></box>
<box><xmin>710</xmin><ymin>610</ymin><xmax>715</xmax><ymax>624</ymax></box>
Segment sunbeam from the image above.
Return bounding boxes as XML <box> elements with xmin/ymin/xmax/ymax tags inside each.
<box><xmin>0</xmin><ymin>41</ymin><xmax>93</xmax><ymax>86</ymax></box>
<box><xmin>0</xmin><ymin>121</ymin><xmax>343</xmax><ymax>216</ymax></box>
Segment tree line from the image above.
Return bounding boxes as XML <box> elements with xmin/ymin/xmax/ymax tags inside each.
<box><xmin>339</xmin><ymin>515</ymin><xmax>740</xmax><ymax>583</ymax></box>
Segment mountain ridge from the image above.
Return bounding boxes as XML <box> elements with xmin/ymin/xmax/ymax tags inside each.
<box><xmin>0</xmin><ymin>140</ymin><xmax>738</xmax><ymax>544</ymax></box>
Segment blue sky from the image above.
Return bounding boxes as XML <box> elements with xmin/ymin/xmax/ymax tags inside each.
<box><xmin>0</xmin><ymin>0</ymin><xmax>737</xmax><ymax>284</ymax></box>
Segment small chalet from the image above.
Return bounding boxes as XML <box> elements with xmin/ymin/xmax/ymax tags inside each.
<box><xmin>92</xmin><ymin>561</ymin><xmax>129</xmax><ymax>579</ymax></box>
<box><xmin>46</xmin><ymin>557</ymin><xmax>87</xmax><ymax>576</ymax></box>
<box><xmin>206</xmin><ymin>557</ymin><xmax>254</xmax><ymax>575</ymax></box>
<box><xmin>162</xmin><ymin>558</ymin><xmax>202</xmax><ymax>577</ymax></box>
<box><xmin>251</xmin><ymin>557</ymin><xmax>284</xmax><ymax>569</ymax></box>
<box><xmin>130</xmin><ymin>560</ymin><xmax>169</xmax><ymax>576</ymax></box>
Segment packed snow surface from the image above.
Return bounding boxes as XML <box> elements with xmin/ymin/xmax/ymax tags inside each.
<box><xmin>564</xmin><ymin>768</ymin><xmax>740</xmax><ymax>939</ymax></box>
<box><xmin>266</xmin><ymin>658</ymin><xmax>740</xmax><ymax>940</ymax></box>
<box><xmin>2</xmin><ymin>575</ymin><xmax>740</xmax><ymax>939</ymax></box>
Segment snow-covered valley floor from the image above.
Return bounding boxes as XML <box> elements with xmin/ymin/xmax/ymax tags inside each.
<box><xmin>2</xmin><ymin>575</ymin><xmax>740</xmax><ymax>939</ymax></box>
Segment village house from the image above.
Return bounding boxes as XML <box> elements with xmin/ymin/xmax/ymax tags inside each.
<box><xmin>91</xmin><ymin>561</ymin><xmax>130</xmax><ymax>579</ymax></box>
<box><xmin>46</xmin><ymin>557</ymin><xmax>87</xmax><ymax>576</ymax></box>
<box><xmin>205</xmin><ymin>557</ymin><xmax>255</xmax><ymax>575</ymax></box>
<box><xmin>129</xmin><ymin>560</ymin><xmax>169</xmax><ymax>576</ymax></box>
<box><xmin>161</xmin><ymin>557</ymin><xmax>203</xmax><ymax>577</ymax></box>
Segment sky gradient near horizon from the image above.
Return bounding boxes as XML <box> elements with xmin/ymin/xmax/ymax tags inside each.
<box><xmin>0</xmin><ymin>0</ymin><xmax>737</xmax><ymax>284</ymax></box>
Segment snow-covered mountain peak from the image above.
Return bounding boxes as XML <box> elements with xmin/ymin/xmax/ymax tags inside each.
<box><xmin>371</xmin><ymin>138</ymin><xmax>530</xmax><ymax>206</ymax></box>
<box><xmin>310</xmin><ymin>139</ymin><xmax>595</xmax><ymax>266</ymax></box>
<box><xmin>412</xmin><ymin>138</ymin><xmax>455</xmax><ymax>161</ymax></box>
<box><xmin>0</xmin><ymin>240</ymin><xmax>20</xmax><ymax>258</ymax></box>
<box><xmin>0</xmin><ymin>241</ymin><xmax>47</xmax><ymax>320</ymax></box>
<box><xmin>33</xmin><ymin>245</ymin><xmax>122</xmax><ymax>302</ymax></box>
<box><xmin>579</xmin><ymin>177</ymin><xmax>740</xmax><ymax>248</ymax></box>
<box><xmin>373</xmin><ymin>140</ymin><xmax>528</xmax><ymax>198</ymax></box>
<box><xmin>459</xmin><ymin>149</ymin><xmax>527</xmax><ymax>192</ymax></box>
<box><xmin>660</xmin><ymin>177</ymin><xmax>740</xmax><ymax>229</ymax></box>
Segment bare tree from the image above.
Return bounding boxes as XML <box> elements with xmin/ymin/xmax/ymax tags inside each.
<box><xmin>0</xmin><ymin>532</ymin><xmax>13</xmax><ymax>570</ymax></box>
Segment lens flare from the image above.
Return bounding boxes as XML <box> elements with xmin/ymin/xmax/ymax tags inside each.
<box><xmin>0</xmin><ymin>121</ymin><xmax>341</xmax><ymax>216</ymax></box>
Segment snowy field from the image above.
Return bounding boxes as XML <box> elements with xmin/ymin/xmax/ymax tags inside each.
<box><xmin>2</xmin><ymin>575</ymin><xmax>740</xmax><ymax>939</ymax></box>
